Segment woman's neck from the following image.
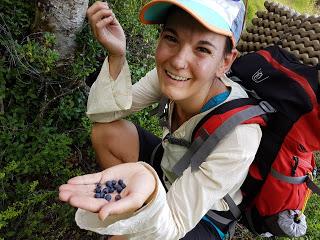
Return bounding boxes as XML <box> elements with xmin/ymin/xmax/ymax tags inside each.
<box><xmin>173</xmin><ymin>77</ymin><xmax>228</xmax><ymax>127</ymax></box>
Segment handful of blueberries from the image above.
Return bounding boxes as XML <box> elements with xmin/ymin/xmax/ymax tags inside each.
<box><xmin>94</xmin><ymin>179</ymin><xmax>126</xmax><ymax>202</ymax></box>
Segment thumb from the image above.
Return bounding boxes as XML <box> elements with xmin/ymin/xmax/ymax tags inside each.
<box><xmin>98</xmin><ymin>193</ymin><xmax>144</xmax><ymax>221</ymax></box>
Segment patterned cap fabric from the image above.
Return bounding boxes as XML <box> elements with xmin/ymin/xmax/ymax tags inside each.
<box><xmin>139</xmin><ymin>0</ymin><xmax>246</xmax><ymax>47</ymax></box>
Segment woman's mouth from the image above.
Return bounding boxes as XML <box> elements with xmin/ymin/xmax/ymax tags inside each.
<box><xmin>165</xmin><ymin>70</ymin><xmax>190</xmax><ymax>81</ymax></box>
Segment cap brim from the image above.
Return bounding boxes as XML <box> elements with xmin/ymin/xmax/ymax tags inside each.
<box><xmin>139</xmin><ymin>0</ymin><xmax>236</xmax><ymax>46</ymax></box>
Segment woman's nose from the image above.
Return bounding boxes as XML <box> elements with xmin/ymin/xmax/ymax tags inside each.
<box><xmin>170</xmin><ymin>47</ymin><xmax>189</xmax><ymax>70</ymax></box>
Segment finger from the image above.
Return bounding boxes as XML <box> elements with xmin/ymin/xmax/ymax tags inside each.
<box><xmin>91</xmin><ymin>9</ymin><xmax>114</xmax><ymax>27</ymax></box>
<box><xmin>95</xmin><ymin>15</ymin><xmax>116</xmax><ymax>35</ymax></box>
<box><xmin>69</xmin><ymin>195</ymin><xmax>108</xmax><ymax>213</ymax></box>
<box><xmin>87</xmin><ymin>1</ymin><xmax>109</xmax><ymax>19</ymax></box>
<box><xmin>59</xmin><ymin>189</ymin><xmax>74</xmax><ymax>202</ymax></box>
<box><xmin>98</xmin><ymin>193</ymin><xmax>144</xmax><ymax>220</ymax></box>
<box><xmin>59</xmin><ymin>185</ymin><xmax>95</xmax><ymax>203</ymax></box>
<box><xmin>67</xmin><ymin>172</ymin><xmax>102</xmax><ymax>185</ymax></box>
<box><xmin>59</xmin><ymin>183</ymin><xmax>96</xmax><ymax>195</ymax></box>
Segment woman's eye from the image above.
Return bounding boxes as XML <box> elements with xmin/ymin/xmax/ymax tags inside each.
<box><xmin>197</xmin><ymin>47</ymin><xmax>211</xmax><ymax>54</ymax></box>
<box><xmin>164</xmin><ymin>35</ymin><xmax>177</xmax><ymax>43</ymax></box>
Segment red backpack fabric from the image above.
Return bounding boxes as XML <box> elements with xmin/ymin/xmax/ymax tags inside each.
<box><xmin>171</xmin><ymin>46</ymin><xmax>320</xmax><ymax>238</ymax></box>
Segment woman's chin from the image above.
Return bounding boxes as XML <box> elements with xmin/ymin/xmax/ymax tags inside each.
<box><xmin>162</xmin><ymin>90</ymin><xmax>187</xmax><ymax>101</ymax></box>
<box><xmin>160</xmin><ymin>82</ymin><xmax>188</xmax><ymax>99</ymax></box>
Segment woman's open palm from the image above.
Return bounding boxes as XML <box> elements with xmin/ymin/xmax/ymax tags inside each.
<box><xmin>59</xmin><ymin>163</ymin><xmax>155</xmax><ymax>221</ymax></box>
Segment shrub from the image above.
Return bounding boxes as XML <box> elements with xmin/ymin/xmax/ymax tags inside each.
<box><xmin>0</xmin><ymin>0</ymin><xmax>159</xmax><ymax>239</ymax></box>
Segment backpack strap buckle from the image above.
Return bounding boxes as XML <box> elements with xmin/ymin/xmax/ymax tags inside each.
<box><xmin>259</xmin><ymin>100</ymin><xmax>276</xmax><ymax>113</ymax></box>
<box><xmin>306</xmin><ymin>175</ymin><xmax>320</xmax><ymax>196</ymax></box>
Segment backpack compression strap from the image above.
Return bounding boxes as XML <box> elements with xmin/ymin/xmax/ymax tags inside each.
<box><xmin>270</xmin><ymin>168</ymin><xmax>320</xmax><ymax>196</ymax></box>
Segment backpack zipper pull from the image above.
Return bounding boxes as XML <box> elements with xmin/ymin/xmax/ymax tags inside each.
<box><xmin>291</xmin><ymin>156</ymin><xmax>299</xmax><ymax>176</ymax></box>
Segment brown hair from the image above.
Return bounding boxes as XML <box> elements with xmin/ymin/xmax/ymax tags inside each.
<box><xmin>224</xmin><ymin>37</ymin><xmax>233</xmax><ymax>55</ymax></box>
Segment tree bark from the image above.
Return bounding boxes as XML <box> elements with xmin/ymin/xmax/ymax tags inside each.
<box><xmin>33</xmin><ymin>0</ymin><xmax>89</xmax><ymax>62</ymax></box>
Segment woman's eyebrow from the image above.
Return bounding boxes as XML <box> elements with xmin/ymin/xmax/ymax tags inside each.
<box><xmin>162</xmin><ymin>27</ymin><xmax>178</xmax><ymax>35</ymax></box>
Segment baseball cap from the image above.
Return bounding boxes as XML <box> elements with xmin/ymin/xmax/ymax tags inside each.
<box><xmin>139</xmin><ymin>0</ymin><xmax>246</xmax><ymax>47</ymax></box>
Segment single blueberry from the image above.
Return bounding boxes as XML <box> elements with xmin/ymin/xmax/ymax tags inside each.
<box><xmin>112</xmin><ymin>180</ymin><xmax>117</xmax><ymax>186</ymax></box>
<box><xmin>105</xmin><ymin>194</ymin><xmax>112</xmax><ymax>201</ymax></box>
<box><xmin>118</xmin><ymin>179</ymin><xmax>126</xmax><ymax>189</ymax></box>
<box><xmin>106</xmin><ymin>181</ymin><xmax>112</xmax><ymax>187</ymax></box>
<box><xmin>95</xmin><ymin>187</ymin><xmax>102</xmax><ymax>193</ymax></box>
<box><xmin>115</xmin><ymin>185</ymin><xmax>123</xmax><ymax>193</ymax></box>
<box><xmin>115</xmin><ymin>195</ymin><xmax>121</xmax><ymax>201</ymax></box>
<box><xmin>94</xmin><ymin>193</ymin><xmax>101</xmax><ymax>198</ymax></box>
<box><xmin>102</xmin><ymin>187</ymin><xmax>109</xmax><ymax>194</ymax></box>
<box><xmin>108</xmin><ymin>187</ymin><xmax>115</xmax><ymax>193</ymax></box>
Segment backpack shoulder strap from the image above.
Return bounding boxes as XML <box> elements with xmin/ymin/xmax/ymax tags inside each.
<box><xmin>189</xmin><ymin>101</ymin><xmax>272</xmax><ymax>172</ymax></box>
<box><xmin>192</xmin><ymin>98</ymin><xmax>266</xmax><ymax>140</ymax></box>
<box><xmin>172</xmin><ymin>99</ymin><xmax>273</xmax><ymax>177</ymax></box>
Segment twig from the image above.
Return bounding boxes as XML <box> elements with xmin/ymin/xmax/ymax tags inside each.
<box><xmin>37</xmin><ymin>82</ymin><xmax>85</xmax><ymax>118</ymax></box>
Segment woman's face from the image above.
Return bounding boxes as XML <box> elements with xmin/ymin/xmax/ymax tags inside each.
<box><xmin>155</xmin><ymin>9</ymin><xmax>232</xmax><ymax>103</ymax></box>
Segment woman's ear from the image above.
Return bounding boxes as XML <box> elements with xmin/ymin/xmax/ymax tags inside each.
<box><xmin>216</xmin><ymin>48</ymin><xmax>238</xmax><ymax>78</ymax></box>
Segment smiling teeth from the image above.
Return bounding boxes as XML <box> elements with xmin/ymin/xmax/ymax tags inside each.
<box><xmin>166</xmin><ymin>71</ymin><xmax>189</xmax><ymax>81</ymax></box>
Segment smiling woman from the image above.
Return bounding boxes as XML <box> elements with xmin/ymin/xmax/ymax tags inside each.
<box><xmin>58</xmin><ymin>1</ymin><xmax>262</xmax><ymax>239</ymax></box>
<box><xmin>155</xmin><ymin>8</ymin><xmax>237</xmax><ymax>122</ymax></box>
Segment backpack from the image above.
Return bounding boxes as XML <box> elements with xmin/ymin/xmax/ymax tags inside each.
<box><xmin>165</xmin><ymin>45</ymin><xmax>320</xmax><ymax>238</ymax></box>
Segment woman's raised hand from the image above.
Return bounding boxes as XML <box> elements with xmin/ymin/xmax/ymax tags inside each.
<box><xmin>59</xmin><ymin>163</ymin><xmax>156</xmax><ymax>220</ymax></box>
<box><xmin>87</xmin><ymin>1</ymin><xmax>126</xmax><ymax>58</ymax></box>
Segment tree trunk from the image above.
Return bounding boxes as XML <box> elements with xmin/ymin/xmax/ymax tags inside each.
<box><xmin>33</xmin><ymin>0</ymin><xmax>89</xmax><ymax>62</ymax></box>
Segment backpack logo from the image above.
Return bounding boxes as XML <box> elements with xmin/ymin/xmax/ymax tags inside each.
<box><xmin>252</xmin><ymin>68</ymin><xmax>269</xmax><ymax>83</ymax></box>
